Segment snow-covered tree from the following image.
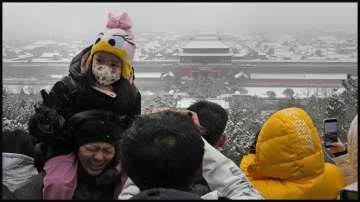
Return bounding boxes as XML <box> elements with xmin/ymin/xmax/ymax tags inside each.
<box><xmin>325</xmin><ymin>77</ymin><xmax>358</xmax><ymax>142</ymax></box>
<box><xmin>266</xmin><ymin>90</ymin><xmax>276</xmax><ymax>99</ymax></box>
<box><xmin>304</xmin><ymin>95</ymin><xmax>327</xmax><ymax>130</ymax></box>
<box><xmin>222</xmin><ymin>96</ymin><xmax>267</xmax><ymax>163</ymax></box>
<box><xmin>282</xmin><ymin>88</ymin><xmax>295</xmax><ymax>98</ymax></box>
<box><xmin>2</xmin><ymin>87</ymin><xmax>40</xmax><ymax>131</ymax></box>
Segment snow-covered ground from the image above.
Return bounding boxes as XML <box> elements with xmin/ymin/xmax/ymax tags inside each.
<box><xmin>242</xmin><ymin>87</ymin><xmax>345</xmax><ymax>98</ymax></box>
<box><xmin>4</xmin><ymin>85</ymin><xmax>52</xmax><ymax>94</ymax></box>
<box><xmin>3</xmin><ymin>84</ymin><xmax>346</xmax><ymax>99</ymax></box>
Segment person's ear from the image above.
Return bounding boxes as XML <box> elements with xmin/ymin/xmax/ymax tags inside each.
<box><xmin>81</xmin><ymin>51</ymin><xmax>92</xmax><ymax>74</ymax></box>
<box><xmin>216</xmin><ymin>133</ymin><xmax>228</xmax><ymax>149</ymax></box>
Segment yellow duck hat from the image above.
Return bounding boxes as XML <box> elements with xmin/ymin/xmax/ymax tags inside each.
<box><xmin>89</xmin><ymin>28</ymin><xmax>135</xmax><ymax>81</ymax></box>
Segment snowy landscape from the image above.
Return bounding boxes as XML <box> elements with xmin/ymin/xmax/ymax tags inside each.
<box><xmin>3</xmin><ymin>30</ymin><xmax>357</xmax><ymax>63</ymax></box>
<box><xmin>3</xmin><ymin>3</ymin><xmax>358</xmax><ymax>163</ymax></box>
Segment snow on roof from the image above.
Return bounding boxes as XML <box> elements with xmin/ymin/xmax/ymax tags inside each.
<box><xmin>217</xmin><ymin>94</ymin><xmax>234</xmax><ymax>99</ymax></box>
<box><xmin>182</xmin><ymin>40</ymin><xmax>229</xmax><ymax>49</ymax></box>
<box><xmin>196</xmin><ymin>36</ymin><xmax>218</xmax><ymax>40</ymax></box>
<box><xmin>41</xmin><ymin>52</ymin><xmax>61</xmax><ymax>57</ymax></box>
<box><xmin>161</xmin><ymin>71</ymin><xmax>175</xmax><ymax>78</ymax></box>
<box><xmin>198</xmin><ymin>32</ymin><xmax>217</xmax><ymax>35</ymax></box>
<box><xmin>31</xmin><ymin>58</ymin><xmax>69</xmax><ymax>62</ymax></box>
<box><xmin>50</xmin><ymin>74</ymin><xmax>64</xmax><ymax>79</ymax></box>
<box><xmin>34</xmin><ymin>40</ymin><xmax>57</xmax><ymax>45</ymax></box>
<box><xmin>250</xmin><ymin>73</ymin><xmax>348</xmax><ymax>80</ymax></box>
<box><xmin>234</xmin><ymin>72</ymin><xmax>249</xmax><ymax>79</ymax></box>
<box><xmin>133</xmin><ymin>54</ymin><xmax>147</xmax><ymax>62</ymax></box>
<box><xmin>178</xmin><ymin>53</ymin><xmax>233</xmax><ymax>56</ymax></box>
<box><xmin>306</xmin><ymin>56</ymin><xmax>328</xmax><ymax>60</ymax></box>
<box><xmin>135</xmin><ymin>72</ymin><xmax>162</xmax><ymax>79</ymax></box>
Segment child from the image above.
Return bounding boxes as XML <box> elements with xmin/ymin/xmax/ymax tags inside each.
<box><xmin>28</xmin><ymin>12</ymin><xmax>141</xmax><ymax>171</ymax></box>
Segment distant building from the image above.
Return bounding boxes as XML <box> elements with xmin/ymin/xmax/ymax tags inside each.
<box><xmin>179</xmin><ymin>32</ymin><xmax>232</xmax><ymax>65</ymax></box>
<box><xmin>175</xmin><ymin>32</ymin><xmax>233</xmax><ymax>79</ymax></box>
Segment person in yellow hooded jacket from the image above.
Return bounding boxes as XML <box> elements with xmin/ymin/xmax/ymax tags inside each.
<box><xmin>240</xmin><ymin>107</ymin><xmax>347</xmax><ymax>199</ymax></box>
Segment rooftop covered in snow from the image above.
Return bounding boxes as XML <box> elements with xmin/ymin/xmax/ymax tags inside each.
<box><xmin>182</xmin><ymin>40</ymin><xmax>229</xmax><ymax>49</ymax></box>
<box><xmin>178</xmin><ymin>53</ymin><xmax>233</xmax><ymax>56</ymax></box>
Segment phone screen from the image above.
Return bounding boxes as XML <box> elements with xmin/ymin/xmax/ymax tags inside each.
<box><xmin>324</xmin><ymin>119</ymin><xmax>337</xmax><ymax>147</ymax></box>
<box><xmin>340</xmin><ymin>190</ymin><xmax>358</xmax><ymax>200</ymax></box>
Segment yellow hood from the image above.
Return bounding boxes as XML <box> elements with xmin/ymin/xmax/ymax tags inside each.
<box><xmin>240</xmin><ymin>107</ymin><xmax>347</xmax><ymax>199</ymax></box>
<box><xmin>247</xmin><ymin>107</ymin><xmax>324</xmax><ymax>180</ymax></box>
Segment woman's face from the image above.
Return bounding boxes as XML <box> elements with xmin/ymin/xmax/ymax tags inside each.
<box><xmin>78</xmin><ymin>142</ymin><xmax>116</xmax><ymax>176</ymax></box>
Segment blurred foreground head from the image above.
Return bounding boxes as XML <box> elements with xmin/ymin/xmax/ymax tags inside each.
<box><xmin>2</xmin><ymin>129</ymin><xmax>36</xmax><ymax>157</ymax></box>
<box><xmin>120</xmin><ymin>110</ymin><xmax>205</xmax><ymax>191</ymax></box>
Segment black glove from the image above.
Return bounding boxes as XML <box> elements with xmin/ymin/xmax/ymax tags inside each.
<box><xmin>29</xmin><ymin>89</ymin><xmax>65</xmax><ymax>143</ymax></box>
<box><xmin>52</xmin><ymin>81</ymin><xmax>72</xmax><ymax>107</ymax></box>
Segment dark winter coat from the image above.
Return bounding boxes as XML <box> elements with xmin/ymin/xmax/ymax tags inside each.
<box><xmin>33</xmin><ymin>45</ymin><xmax>141</xmax><ymax>121</ymax></box>
<box><xmin>2</xmin><ymin>184</ymin><xmax>16</xmax><ymax>200</ymax></box>
<box><xmin>130</xmin><ymin>188</ymin><xmax>202</xmax><ymax>200</ymax></box>
<box><xmin>189</xmin><ymin>175</ymin><xmax>211</xmax><ymax>196</ymax></box>
<box><xmin>28</xmin><ymin>45</ymin><xmax>141</xmax><ymax>170</ymax></box>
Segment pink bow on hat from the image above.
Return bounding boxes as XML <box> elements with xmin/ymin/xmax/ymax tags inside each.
<box><xmin>106</xmin><ymin>12</ymin><xmax>132</xmax><ymax>31</ymax></box>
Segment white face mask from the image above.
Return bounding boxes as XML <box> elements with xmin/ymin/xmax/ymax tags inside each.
<box><xmin>92</xmin><ymin>64</ymin><xmax>121</xmax><ymax>85</ymax></box>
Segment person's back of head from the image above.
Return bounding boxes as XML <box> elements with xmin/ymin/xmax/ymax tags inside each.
<box><xmin>187</xmin><ymin>100</ymin><xmax>228</xmax><ymax>146</ymax></box>
<box><xmin>3</xmin><ymin>129</ymin><xmax>39</xmax><ymax>193</ymax></box>
<box><xmin>120</xmin><ymin>110</ymin><xmax>205</xmax><ymax>191</ymax></box>
<box><xmin>2</xmin><ymin>129</ymin><xmax>36</xmax><ymax>157</ymax></box>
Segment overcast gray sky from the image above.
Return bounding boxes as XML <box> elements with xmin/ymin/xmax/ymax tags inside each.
<box><xmin>3</xmin><ymin>3</ymin><xmax>358</xmax><ymax>42</ymax></box>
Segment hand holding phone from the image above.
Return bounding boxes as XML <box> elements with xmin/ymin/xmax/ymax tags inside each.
<box><xmin>327</xmin><ymin>138</ymin><xmax>347</xmax><ymax>156</ymax></box>
<box><xmin>323</xmin><ymin>118</ymin><xmax>337</xmax><ymax>148</ymax></box>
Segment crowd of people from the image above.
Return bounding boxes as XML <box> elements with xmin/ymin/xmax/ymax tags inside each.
<box><xmin>2</xmin><ymin>12</ymin><xmax>358</xmax><ymax>200</ymax></box>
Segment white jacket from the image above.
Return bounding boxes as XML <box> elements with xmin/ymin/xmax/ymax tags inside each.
<box><xmin>2</xmin><ymin>153</ymin><xmax>38</xmax><ymax>192</ymax></box>
<box><xmin>118</xmin><ymin>137</ymin><xmax>263</xmax><ymax>199</ymax></box>
<box><xmin>336</xmin><ymin>114</ymin><xmax>358</xmax><ymax>185</ymax></box>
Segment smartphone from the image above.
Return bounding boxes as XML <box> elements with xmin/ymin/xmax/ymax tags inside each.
<box><xmin>323</xmin><ymin>118</ymin><xmax>337</xmax><ymax>147</ymax></box>
<box><xmin>340</xmin><ymin>182</ymin><xmax>358</xmax><ymax>200</ymax></box>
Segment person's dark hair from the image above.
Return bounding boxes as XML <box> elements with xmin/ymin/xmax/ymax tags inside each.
<box><xmin>187</xmin><ymin>100</ymin><xmax>228</xmax><ymax>146</ymax></box>
<box><xmin>2</xmin><ymin>129</ymin><xmax>37</xmax><ymax>157</ymax></box>
<box><xmin>64</xmin><ymin>109</ymin><xmax>132</xmax><ymax>166</ymax></box>
<box><xmin>121</xmin><ymin>110</ymin><xmax>205</xmax><ymax>191</ymax></box>
<box><xmin>130</xmin><ymin>188</ymin><xmax>201</xmax><ymax>200</ymax></box>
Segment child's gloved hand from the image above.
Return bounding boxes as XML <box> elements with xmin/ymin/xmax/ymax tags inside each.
<box><xmin>30</xmin><ymin>89</ymin><xmax>65</xmax><ymax>142</ymax></box>
<box><xmin>34</xmin><ymin>90</ymin><xmax>58</xmax><ymax>126</ymax></box>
